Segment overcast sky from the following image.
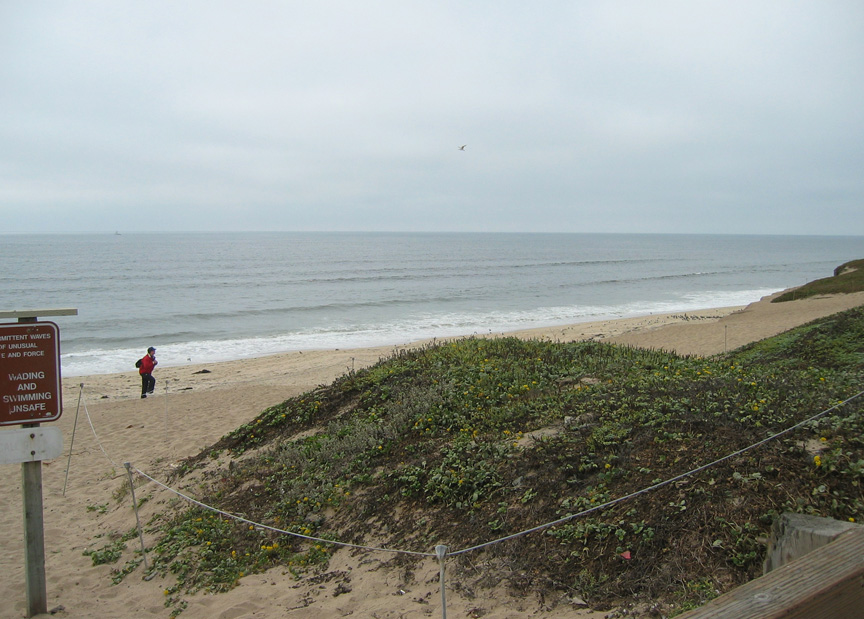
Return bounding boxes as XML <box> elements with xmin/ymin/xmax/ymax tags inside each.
<box><xmin>2</xmin><ymin>2</ymin><xmax>862</xmax><ymax>235</ymax></box>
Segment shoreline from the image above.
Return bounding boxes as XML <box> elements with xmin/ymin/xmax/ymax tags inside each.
<box><xmin>62</xmin><ymin>290</ymin><xmax>864</xmax><ymax>403</ymax></box>
<box><xmin>61</xmin><ymin>304</ymin><xmax>745</xmax><ymax>402</ymax></box>
<box><xmin>2</xmin><ymin>290</ymin><xmax>863</xmax><ymax>618</ymax></box>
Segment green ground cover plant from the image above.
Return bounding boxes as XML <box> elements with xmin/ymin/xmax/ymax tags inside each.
<box><xmin>136</xmin><ymin>301</ymin><xmax>864</xmax><ymax>616</ymax></box>
<box><xmin>773</xmin><ymin>259</ymin><xmax>864</xmax><ymax>302</ymax></box>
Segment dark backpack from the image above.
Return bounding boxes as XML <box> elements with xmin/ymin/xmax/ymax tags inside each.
<box><xmin>135</xmin><ymin>358</ymin><xmax>142</xmax><ymax>369</ymax></box>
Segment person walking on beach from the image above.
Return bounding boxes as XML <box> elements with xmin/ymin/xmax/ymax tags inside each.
<box><xmin>138</xmin><ymin>346</ymin><xmax>158</xmax><ymax>398</ymax></box>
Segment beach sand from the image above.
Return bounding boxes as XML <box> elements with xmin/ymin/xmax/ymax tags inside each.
<box><xmin>2</xmin><ymin>290</ymin><xmax>863</xmax><ymax>619</ymax></box>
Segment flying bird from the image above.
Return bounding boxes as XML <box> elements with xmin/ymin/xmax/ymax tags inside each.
<box><xmin>458</xmin><ymin>144</ymin><xmax>467</xmax><ymax>151</ymax></box>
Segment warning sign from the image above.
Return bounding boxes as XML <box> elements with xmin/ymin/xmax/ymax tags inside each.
<box><xmin>0</xmin><ymin>322</ymin><xmax>62</xmax><ymax>426</ymax></box>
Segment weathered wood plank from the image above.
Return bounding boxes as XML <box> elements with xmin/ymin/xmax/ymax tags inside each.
<box><xmin>678</xmin><ymin>526</ymin><xmax>864</xmax><ymax>619</ymax></box>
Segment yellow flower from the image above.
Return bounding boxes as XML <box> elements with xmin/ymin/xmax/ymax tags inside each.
<box><xmin>814</xmin><ymin>455</ymin><xmax>822</xmax><ymax>467</ymax></box>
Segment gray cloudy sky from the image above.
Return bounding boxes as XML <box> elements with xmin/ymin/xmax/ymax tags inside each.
<box><xmin>2</xmin><ymin>2</ymin><xmax>863</xmax><ymax>235</ymax></box>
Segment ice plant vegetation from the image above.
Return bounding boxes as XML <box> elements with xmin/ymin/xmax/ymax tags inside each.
<box><xmin>102</xmin><ymin>301</ymin><xmax>864</xmax><ymax>616</ymax></box>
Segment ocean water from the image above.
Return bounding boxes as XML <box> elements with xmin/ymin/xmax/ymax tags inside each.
<box><xmin>2</xmin><ymin>232</ymin><xmax>861</xmax><ymax>376</ymax></box>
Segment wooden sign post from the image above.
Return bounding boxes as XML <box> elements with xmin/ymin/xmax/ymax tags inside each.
<box><xmin>0</xmin><ymin>308</ymin><xmax>76</xmax><ymax>618</ymax></box>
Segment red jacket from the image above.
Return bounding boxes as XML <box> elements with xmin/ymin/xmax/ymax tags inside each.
<box><xmin>139</xmin><ymin>353</ymin><xmax>157</xmax><ymax>375</ymax></box>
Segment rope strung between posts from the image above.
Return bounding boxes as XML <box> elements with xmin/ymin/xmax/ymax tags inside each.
<box><xmin>74</xmin><ymin>383</ymin><xmax>864</xmax><ymax>560</ymax></box>
<box><xmin>448</xmin><ymin>388</ymin><xmax>864</xmax><ymax>556</ymax></box>
<box><xmin>68</xmin><ymin>383</ymin><xmax>863</xmax><ymax>618</ymax></box>
<box><xmin>130</xmin><ymin>465</ymin><xmax>435</xmax><ymax>557</ymax></box>
<box><xmin>67</xmin><ymin>385</ymin><xmax>434</xmax><ymax>558</ymax></box>
<box><xmin>121</xmin><ymin>388</ymin><xmax>864</xmax><ymax>562</ymax></box>
<box><xmin>79</xmin><ymin>385</ymin><xmax>121</xmax><ymax>471</ymax></box>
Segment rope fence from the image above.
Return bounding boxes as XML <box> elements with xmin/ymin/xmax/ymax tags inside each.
<box><xmin>63</xmin><ymin>382</ymin><xmax>864</xmax><ymax>617</ymax></box>
<box><xmin>130</xmin><ymin>464</ymin><xmax>434</xmax><ymax>558</ymax></box>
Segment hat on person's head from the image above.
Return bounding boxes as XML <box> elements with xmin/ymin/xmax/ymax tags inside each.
<box><xmin>148</xmin><ymin>347</ymin><xmax>156</xmax><ymax>353</ymax></box>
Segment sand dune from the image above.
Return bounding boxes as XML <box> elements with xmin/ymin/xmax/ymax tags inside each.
<box><xmin>2</xmin><ymin>291</ymin><xmax>863</xmax><ymax>618</ymax></box>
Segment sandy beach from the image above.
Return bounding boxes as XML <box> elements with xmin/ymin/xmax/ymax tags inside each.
<box><xmin>2</xmin><ymin>290</ymin><xmax>864</xmax><ymax>619</ymax></box>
